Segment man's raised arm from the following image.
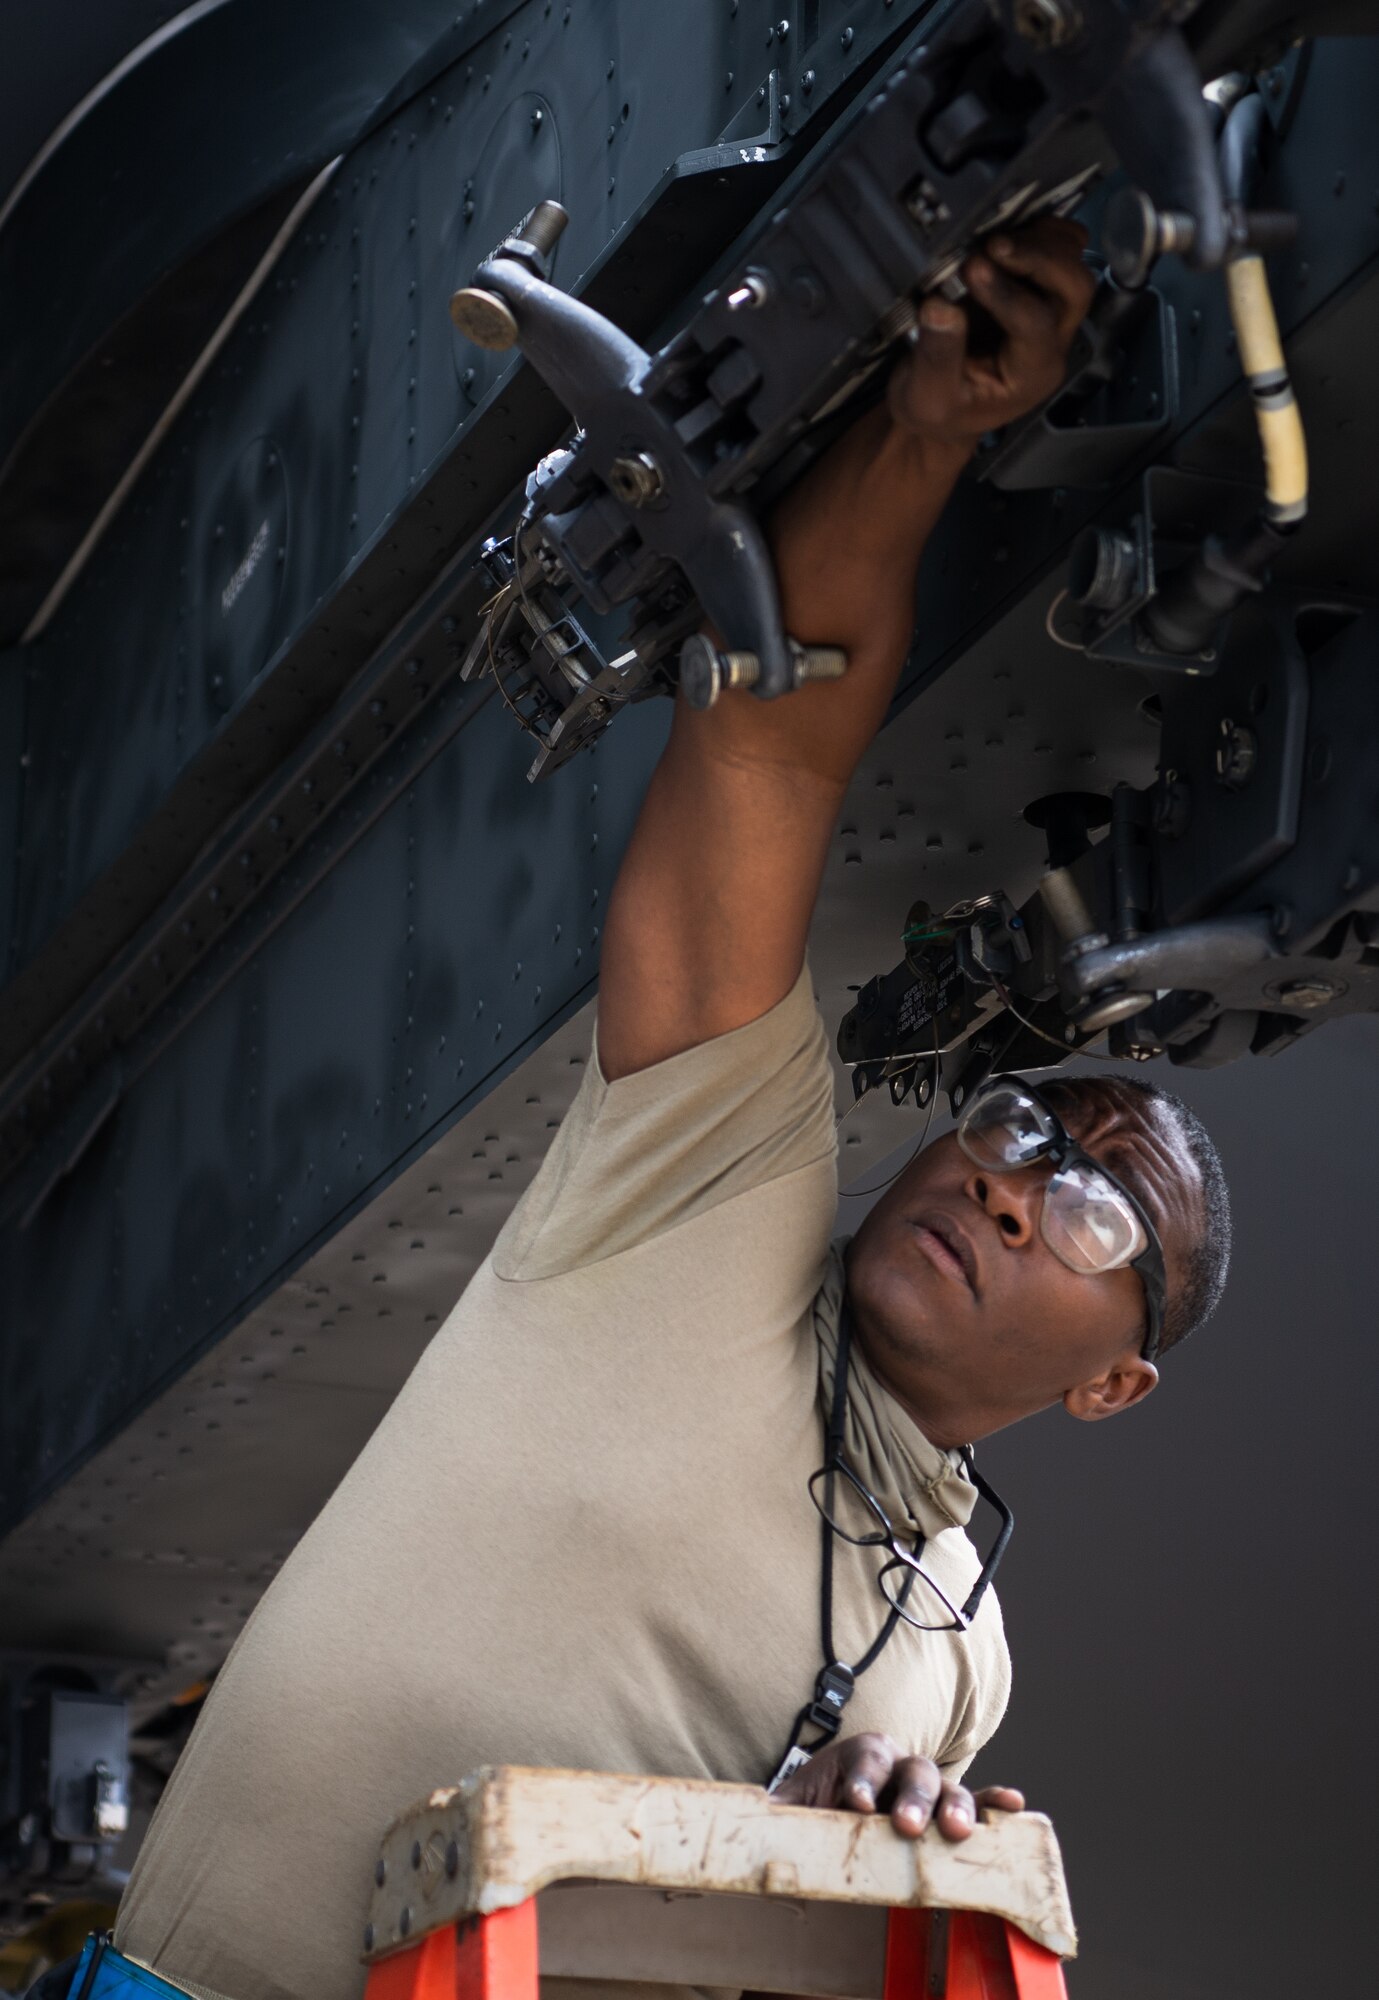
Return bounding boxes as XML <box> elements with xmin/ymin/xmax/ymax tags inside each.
<box><xmin>596</xmin><ymin>221</ymin><xmax>1096</xmax><ymax>1080</ymax></box>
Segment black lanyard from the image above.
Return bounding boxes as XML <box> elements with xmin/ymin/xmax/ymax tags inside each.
<box><xmin>766</xmin><ymin>1303</ymin><xmax>919</xmax><ymax>1792</ymax></box>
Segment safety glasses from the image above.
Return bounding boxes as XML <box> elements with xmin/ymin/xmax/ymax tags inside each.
<box><xmin>955</xmin><ymin>1075</ymin><xmax>1167</xmax><ymax>1363</ymax></box>
<box><xmin>808</xmin><ymin>1452</ymin><xmax>1013</xmax><ymax>1632</ymax></box>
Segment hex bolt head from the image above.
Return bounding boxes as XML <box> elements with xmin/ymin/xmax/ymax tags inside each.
<box><xmin>1152</xmin><ymin>777</ymin><xmax>1191</xmax><ymax>840</ymax></box>
<box><xmin>1076</xmin><ymin>987</ymin><xmax>1155</xmax><ymax>1034</ymax></box>
<box><xmin>1014</xmin><ymin>0</ymin><xmax>1082</xmax><ymax>49</ymax></box>
<box><xmin>1273</xmin><ymin>977</ymin><xmax>1345</xmax><ymax>1010</ymax></box>
<box><xmin>1214</xmin><ymin>717</ymin><xmax>1258</xmax><ymax>791</ymax></box>
<box><xmin>606</xmin><ymin>451</ymin><xmax>665</xmax><ymax>506</ymax></box>
<box><xmin>679</xmin><ymin>633</ymin><xmax>725</xmax><ymax>710</ymax></box>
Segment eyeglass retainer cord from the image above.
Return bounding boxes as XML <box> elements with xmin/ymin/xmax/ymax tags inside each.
<box><xmin>766</xmin><ymin>1302</ymin><xmax>919</xmax><ymax>1791</ymax></box>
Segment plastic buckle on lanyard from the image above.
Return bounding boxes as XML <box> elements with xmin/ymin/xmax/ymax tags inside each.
<box><xmin>806</xmin><ymin>1660</ymin><xmax>856</xmax><ymax>1733</ymax></box>
<box><xmin>765</xmin><ymin>1661</ymin><xmax>856</xmax><ymax>1794</ymax></box>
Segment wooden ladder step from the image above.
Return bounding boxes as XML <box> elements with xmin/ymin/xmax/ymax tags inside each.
<box><xmin>361</xmin><ymin>1766</ymin><xmax>1077</xmax><ymax>1999</ymax></box>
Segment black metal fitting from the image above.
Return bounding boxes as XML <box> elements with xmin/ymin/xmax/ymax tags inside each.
<box><xmin>805</xmin><ymin>1660</ymin><xmax>856</xmax><ymax>1734</ymax></box>
<box><xmin>1068</xmin><ymin>527</ymin><xmax>1138</xmax><ymax>613</ymax></box>
<box><xmin>1139</xmin><ymin>518</ymin><xmax>1286</xmax><ymax>659</ymax></box>
<box><xmin>1214</xmin><ymin>716</ymin><xmax>1258</xmax><ymax>791</ymax></box>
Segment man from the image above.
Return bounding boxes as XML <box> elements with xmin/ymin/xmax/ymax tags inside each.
<box><xmin>110</xmin><ymin>218</ymin><xmax>1229</xmax><ymax>2000</ymax></box>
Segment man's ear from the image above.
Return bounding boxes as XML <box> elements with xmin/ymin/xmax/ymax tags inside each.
<box><xmin>1063</xmin><ymin>1356</ymin><xmax>1159</xmax><ymax>1422</ymax></box>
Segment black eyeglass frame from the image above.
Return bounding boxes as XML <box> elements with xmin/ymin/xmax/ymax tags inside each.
<box><xmin>957</xmin><ymin>1073</ymin><xmax>1168</xmax><ymax>1365</ymax></box>
<box><xmin>807</xmin><ymin>1450</ymin><xmax>1013</xmax><ymax>1634</ymax></box>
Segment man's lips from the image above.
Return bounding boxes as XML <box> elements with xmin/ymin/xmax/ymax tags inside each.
<box><xmin>909</xmin><ymin>1213</ymin><xmax>977</xmax><ymax>1294</ymax></box>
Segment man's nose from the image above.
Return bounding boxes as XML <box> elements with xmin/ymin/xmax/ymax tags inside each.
<box><xmin>963</xmin><ymin>1167</ymin><xmax>1045</xmax><ymax>1247</ymax></box>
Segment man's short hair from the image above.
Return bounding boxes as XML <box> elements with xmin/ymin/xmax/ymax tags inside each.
<box><xmin>1039</xmin><ymin>1071</ymin><xmax>1232</xmax><ymax>1357</ymax></box>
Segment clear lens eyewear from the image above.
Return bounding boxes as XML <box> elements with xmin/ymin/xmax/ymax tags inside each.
<box><xmin>958</xmin><ymin>1085</ymin><xmax>1060</xmax><ymax>1170</ymax></box>
<box><xmin>955</xmin><ymin>1077</ymin><xmax>1166</xmax><ymax>1361</ymax></box>
<box><xmin>877</xmin><ymin>1553</ymin><xmax>966</xmax><ymax>1632</ymax></box>
<box><xmin>1043</xmin><ymin>1162</ymin><xmax>1144</xmax><ymax>1273</ymax></box>
<box><xmin>808</xmin><ymin>1453</ymin><xmax>1012</xmax><ymax>1634</ymax></box>
<box><xmin>807</xmin><ymin>1461</ymin><xmax>891</xmax><ymax>1546</ymax></box>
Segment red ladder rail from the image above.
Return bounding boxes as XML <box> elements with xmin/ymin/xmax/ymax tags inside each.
<box><xmin>366</xmin><ymin>1899</ymin><xmax>1068</xmax><ymax>2000</ymax></box>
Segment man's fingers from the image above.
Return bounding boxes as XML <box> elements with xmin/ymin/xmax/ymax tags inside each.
<box><xmin>918</xmin><ymin>293</ymin><xmax>969</xmax><ymax>352</ymax></box>
<box><xmin>888</xmin><ymin>297</ymin><xmax>969</xmax><ymax>435</ymax></box>
<box><xmin>882</xmin><ymin>1755</ymin><xmax>943</xmax><ymax>1837</ymax></box>
<box><xmin>964</xmin><ymin>254</ymin><xmax>1061</xmax><ymax>382</ymax></box>
<box><xmin>987</xmin><ymin>232</ymin><xmax>1097</xmax><ymax>338</ymax></box>
<box><xmin>934</xmin><ymin>1781</ymin><xmax>977</xmax><ymax>1842</ymax></box>
<box><xmin>972</xmin><ymin>1782</ymin><xmax>1026</xmax><ymax>1831</ymax></box>
<box><xmin>1004</xmin><ymin>212</ymin><xmax>1088</xmax><ymax>251</ymax></box>
<box><xmin>988</xmin><ymin>213</ymin><xmax>1088</xmax><ymax>263</ymax></box>
<box><xmin>837</xmin><ymin>1732</ymin><xmax>902</xmax><ymax>1814</ymax></box>
<box><xmin>802</xmin><ymin>1750</ymin><xmax>1023</xmax><ymax>1840</ymax></box>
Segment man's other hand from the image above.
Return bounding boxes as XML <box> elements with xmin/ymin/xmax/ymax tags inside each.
<box><xmin>772</xmin><ymin>1732</ymin><xmax>1025</xmax><ymax>1841</ymax></box>
<box><xmin>890</xmin><ymin>217</ymin><xmax>1096</xmax><ymax>448</ymax></box>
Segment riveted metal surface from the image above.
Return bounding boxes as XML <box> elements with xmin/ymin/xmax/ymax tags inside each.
<box><xmin>0</xmin><ymin>997</ymin><xmax>599</xmax><ymax>1699</ymax></box>
<box><xmin>6</xmin><ymin>24</ymin><xmax>1379</xmax><ymax>1998</ymax></box>
<box><xmin>0</xmin><ymin>0</ymin><xmax>532</xmax><ymax>475</ymax></box>
<box><xmin>0</xmin><ymin>178</ymin><xmax>312</xmax><ymax>647</ymax></box>
<box><xmin>0</xmin><ymin>477</ymin><xmax>1174</xmax><ymax>1725</ymax></box>
<box><xmin>197</xmin><ymin>437</ymin><xmax>293</xmax><ymax>717</ymax></box>
<box><xmin>0</xmin><ymin>516</ymin><xmax>1157</xmax><ymax>1555</ymax></box>
<box><xmin>0</xmin><ymin>671</ymin><xmax>670</xmax><ymax>1534</ymax></box>
<box><xmin>0</xmin><ymin>0</ymin><xmax>929</xmax><ymax>1168</ymax></box>
<box><xmin>2</xmin><ymin>18</ymin><xmax>1379</xmax><ymax>1601</ymax></box>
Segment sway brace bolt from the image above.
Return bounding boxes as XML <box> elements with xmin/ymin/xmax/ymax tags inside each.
<box><xmin>679</xmin><ymin>631</ymin><xmax>848</xmax><ymax>709</ymax></box>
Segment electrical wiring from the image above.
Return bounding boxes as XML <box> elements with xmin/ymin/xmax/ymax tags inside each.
<box><xmin>485</xmin><ymin>584</ymin><xmax>537</xmax><ymax>737</ymax></box>
<box><xmin>1044</xmin><ymin>586</ymin><xmax>1084</xmax><ymax>650</ymax></box>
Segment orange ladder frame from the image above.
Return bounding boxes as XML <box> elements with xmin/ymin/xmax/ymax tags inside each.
<box><xmin>365</xmin><ymin>1896</ymin><xmax>1068</xmax><ymax>2000</ymax></box>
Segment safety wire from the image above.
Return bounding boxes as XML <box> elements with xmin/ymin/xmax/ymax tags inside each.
<box><xmin>989</xmin><ymin>975</ymin><xmax>1122</xmax><ymax>1065</ymax></box>
<box><xmin>485</xmin><ymin>582</ymin><xmax>535</xmax><ymax>736</ymax></box>
<box><xmin>1044</xmin><ymin>586</ymin><xmax>1081</xmax><ymax>651</ymax></box>
<box><xmin>512</xmin><ymin>512</ymin><xmax>543</xmax><ymax>630</ymax></box>
<box><xmin>484</xmin><ymin>514</ymin><xmax>552</xmax><ymax>741</ymax></box>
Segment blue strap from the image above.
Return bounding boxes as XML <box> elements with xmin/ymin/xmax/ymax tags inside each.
<box><xmin>64</xmin><ymin>1937</ymin><xmax>202</xmax><ymax>2000</ymax></box>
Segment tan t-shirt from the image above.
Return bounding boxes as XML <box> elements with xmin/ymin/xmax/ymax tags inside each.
<box><xmin>116</xmin><ymin>966</ymin><xmax>1010</xmax><ymax>2000</ymax></box>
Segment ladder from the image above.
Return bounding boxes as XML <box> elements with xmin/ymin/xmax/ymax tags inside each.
<box><xmin>361</xmin><ymin>1767</ymin><xmax>1076</xmax><ymax>1999</ymax></box>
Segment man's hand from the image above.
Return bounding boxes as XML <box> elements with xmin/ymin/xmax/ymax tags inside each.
<box><xmin>771</xmin><ymin>1733</ymin><xmax>1025</xmax><ymax>1841</ymax></box>
<box><xmin>890</xmin><ymin>217</ymin><xmax>1097</xmax><ymax>447</ymax></box>
<box><xmin>597</xmin><ymin>216</ymin><xmax>1095</xmax><ymax>1080</ymax></box>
